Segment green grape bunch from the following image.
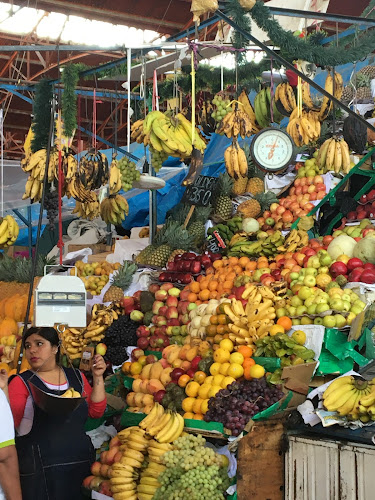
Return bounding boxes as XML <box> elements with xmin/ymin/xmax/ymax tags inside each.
<box><xmin>118</xmin><ymin>156</ymin><xmax>141</xmax><ymax>191</ymax></box>
<box><xmin>211</xmin><ymin>92</ymin><xmax>231</xmax><ymax>132</ymax></box>
<box><xmin>150</xmin><ymin>146</ymin><xmax>168</xmax><ymax>172</ymax></box>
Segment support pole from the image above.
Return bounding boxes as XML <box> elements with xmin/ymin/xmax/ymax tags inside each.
<box><xmin>215</xmin><ymin>9</ymin><xmax>375</xmax><ymax>135</ymax></box>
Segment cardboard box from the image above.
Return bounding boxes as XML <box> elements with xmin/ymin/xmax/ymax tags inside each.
<box><xmin>281</xmin><ymin>361</ymin><xmax>318</xmax><ymax>407</ymax></box>
<box><xmin>68</xmin><ymin>244</ymin><xmax>111</xmax><ymax>254</ymax></box>
<box><xmin>87</xmin><ymin>252</ymin><xmax>112</xmax><ymax>263</ymax></box>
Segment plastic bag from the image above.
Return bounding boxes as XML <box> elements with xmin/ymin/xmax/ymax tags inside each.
<box><xmin>239</xmin><ymin>0</ymin><xmax>256</xmax><ymax>9</ymax></box>
<box><xmin>191</xmin><ymin>0</ymin><xmax>218</xmax><ymax>24</ymax></box>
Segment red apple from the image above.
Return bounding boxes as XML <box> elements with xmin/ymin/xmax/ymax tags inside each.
<box><xmin>136</xmin><ymin>325</ymin><xmax>150</xmax><ymax>338</ymax></box>
<box><xmin>154</xmin><ymin>390</ymin><xmax>166</xmax><ymax>403</ymax></box>
<box><xmin>137</xmin><ymin>337</ymin><xmax>150</xmax><ymax>349</ymax></box>
<box><xmin>90</xmin><ymin>462</ymin><xmax>101</xmax><ymax>476</ymax></box>
<box><xmin>167</xmin><ymin>318</ymin><xmax>180</xmax><ymax>327</ymax></box>
<box><xmin>329</xmin><ymin>261</ymin><xmax>348</xmax><ymax>278</ymax></box>
<box><xmin>122</xmin><ymin>296</ymin><xmax>134</xmax><ymax>308</ymax></box>
<box><xmin>148</xmin><ymin>284</ymin><xmax>160</xmax><ymax>294</ymax></box>
<box><xmin>131</xmin><ymin>348</ymin><xmax>144</xmax><ymax>361</ymax></box>
<box><xmin>347</xmin><ymin>257</ymin><xmax>364</xmax><ymax>271</ymax></box>
<box><xmin>160</xmin><ymin>283</ymin><xmax>174</xmax><ymax>291</ymax></box>
<box><xmin>348</xmin><ymin>268</ymin><xmax>364</xmax><ymax>282</ymax></box>
<box><xmin>360</xmin><ymin>269</ymin><xmax>375</xmax><ymax>284</ymax></box>
<box><xmin>166</xmin><ymin>295</ymin><xmax>178</xmax><ymax>307</ymax></box>
<box><xmin>166</xmin><ymin>307</ymin><xmax>178</xmax><ymax>319</ymax></box>
<box><xmin>190</xmin><ymin>356</ymin><xmax>202</xmax><ymax>371</ymax></box>
<box><xmin>155</xmin><ymin>289</ymin><xmax>168</xmax><ymax>301</ymax></box>
<box><xmin>133</xmin><ymin>290</ymin><xmax>142</xmax><ymax>302</ymax></box>
<box><xmin>171</xmin><ymin>368</ymin><xmax>185</xmax><ymax>381</ymax></box>
<box><xmin>158</xmin><ymin>305</ymin><xmax>168</xmax><ymax>317</ymax></box>
<box><xmin>180</xmin><ymin>290</ymin><xmax>190</xmax><ymax>301</ymax></box>
<box><xmin>146</xmin><ymin>354</ymin><xmax>158</xmax><ymax>364</ymax></box>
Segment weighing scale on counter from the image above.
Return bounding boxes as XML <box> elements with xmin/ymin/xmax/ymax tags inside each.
<box><xmin>30</xmin><ymin>266</ymin><xmax>88</xmax><ymax>415</ymax></box>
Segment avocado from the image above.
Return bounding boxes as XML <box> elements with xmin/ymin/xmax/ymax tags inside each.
<box><xmin>140</xmin><ymin>291</ymin><xmax>155</xmax><ymax>313</ymax></box>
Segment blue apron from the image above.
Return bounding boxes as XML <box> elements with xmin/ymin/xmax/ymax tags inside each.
<box><xmin>15</xmin><ymin>367</ymin><xmax>95</xmax><ymax>500</ymax></box>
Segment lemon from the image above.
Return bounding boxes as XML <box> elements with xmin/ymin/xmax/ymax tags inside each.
<box><xmin>185</xmin><ymin>381</ymin><xmax>200</xmax><ymax>398</ymax></box>
<box><xmin>205</xmin><ymin>376</ymin><xmax>214</xmax><ymax>385</ymax></box>
<box><xmin>229</xmin><ymin>352</ymin><xmax>244</xmax><ymax>365</ymax></box>
<box><xmin>213</xmin><ymin>348</ymin><xmax>231</xmax><ymax>364</ymax></box>
<box><xmin>219</xmin><ymin>339</ymin><xmax>234</xmax><ymax>352</ymax></box>
<box><xmin>248</xmin><ymin>364</ymin><xmax>265</xmax><ymax>379</ymax></box>
<box><xmin>269</xmin><ymin>324</ymin><xmax>285</xmax><ymax>336</ymax></box>
<box><xmin>222</xmin><ymin>376</ymin><xmax>236</xmax><ymax>388</ymax></box>
<box><xmin>219</xmin><ymin>362</ymin><xmax>230</xmax><ymax>376</ymax></box>
<box><xmin>209</xmin><ymin>362</ymin><xmax>221</xmax><ymax>376</ymax></box>
<box><xmin>182</xmin><ymin>397</ymin><xmax>196</xmax><ymax>413</ymax></box>
<box><xmin>193</xmin><ymin>398</ymin><xmax>203</xmax><ymax>414</ymax></box>
<box><xmin>212</xmin><ymin>374</ymin><xmax>225</xmax><ymax>387</ymax></box>
<box><xmin>198</xmin><ymin>384</ymin><xmax>211</xmax><ymax>399</ymax></box>
<box><xmin>291</xmin><ymin>330</ymin><xmax>306</xmax><ymax>345</ymax></box>
<box><xmin>130</xmin><ymin>361</ymin><xmax>142</xmax><ymax>375</ymax></box>
<box><xmin>208</xmin><ymin>385</ymin><xmax>222</xmax><ymax>398</ymax></box>
<box><xmin>227</xmin><ymin>363</ymin><xmax>244</xmax><ymax>379</ymax></box>
<box><xmin>200</xmin><ymin>399</ymin><xmax>209</xmax><ymax>414</ymax></box>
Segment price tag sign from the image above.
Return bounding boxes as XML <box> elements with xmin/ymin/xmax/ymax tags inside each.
<box><xmin>182</xmin><ymin>175</ymin><xmax>217</xmax><ymax>207</ymax></box>
<box><xmin>206</xmin><ymin>230</ymin><xmax>226</xmax><ymax>253</ymax></box>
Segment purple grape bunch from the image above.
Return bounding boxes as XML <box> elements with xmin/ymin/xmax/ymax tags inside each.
<box><xmin>204</xmin><ymin>377</ymin><xmax>284</xmax><ymax>436</ymax></box>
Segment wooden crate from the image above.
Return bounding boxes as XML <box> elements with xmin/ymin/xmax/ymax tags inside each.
<box><xmin>68</xmin><ymin>244</ymin><xmax>112</xmax><ymax>254</ymax></box>
<box><xmin>237</xmin><ymin>420</ymin><xmax>285</xmax><ymax>500</ymax></box>
<box><xmin>87</xmin><ymin>252</ymin><xmax>112</xmax><ymax>263</ymax></box>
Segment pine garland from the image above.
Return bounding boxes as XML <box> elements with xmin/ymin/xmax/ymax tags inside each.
<box><xmin>31</xmin><ymin>79</ymin><xmax>53</xmax><ymax>153</ymax></box>
<box><xmin>61</xmin><ymin>63</ymin><xmax>86</xmax><ymax>137</ymax></box>
<box><xmin>227</xmin><ymin>0</ymin><xmax>375</xmax><ymax>67</ymax></box>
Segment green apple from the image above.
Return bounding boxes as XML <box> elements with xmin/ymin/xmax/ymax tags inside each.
<box><xmin>350</xmin><ymin>305</ymin><xmax>363</xmax><ymax>315</ymax></box>
<box><xmin>292</xmin><ymin>318</ymin><xmax>301</xmax><ymax>325</ymax></box>
<box><xmin>297</xmin><ymin>276</ymin><xmax>305</xmax><ymax>283</ymax></box>
<box><xmin>329</xmin><ymin>298</ymin><xmax>344</xmax><ymax>311</ymax></box>
<box><xmin>308</xmin><ymin>256</ymin><xmax>321</xmax><ymax>269</ymax></box>
<box><xmin>342</xmin><ymin>301</ymin><xmax>351</xmax><ymax>312</ymax></box>
<box><xmin>304</xmin><ymin>275</ymin><xmax>316</xmax><ymax>287</ymax></box>
<box><xmin>296</xmin><ymin>305</ymin><xmax>308</xmax><ymax>315</ymax></box>
<box><xmin>290</xmin><ymin>280</ymin><xmax>298</xmax><ymax>287</ymax></box>
<box><xmin>301</xmin><ymin>316</ymin><xmax>312</xmax><ymax>325</ymax></box>
<box><xmin>330</xmin><ymin>292</ymin><xmax>343</xmax><ymax>300</ymax></box>
<box><xmin>319</xmin><ymin>255</ymin><xmax>332</xmax><ymax>266</ymax></box>
<box><xmin>319</xmin><ymin>292</ymin><xmax>329</xmax><ymax>302</ymax></box>
<box><xmin>307</xmin><ymin>304</ymin><xmax>317</xmax><ymax>315</ymax></box>
<box><xmin>305</xmin><ymin>268</ymin><xmax>318</xmax><ymax>276</ymax></box>
<box><xmin>334</xmin><ymin>314</ymin><xmax>347</xmax><ymax>328</ymax></box>
<box><xmin>353</xmin><ymin>300</ymin><xmax>366</xmax><ymax>311</ymax></box>
<box><xmin>304</xmin><ymin>296</ymin><xmax>316</xmax><ymax>307</ymax></box>
<box><xmin>291</xmin><ymin>296</ymin><xmax>303</xmax><ymax>307</ymax></box>
<box><xmin>341</xmin><ymin>293</ymin><xmax>351</xmax><ymax>303</ymax></box>
<box><xmin>351</xmin><ymin>228</ymin><xmax>361</xmax><ymax>238</ymax></box>
<box><xmin>181</xmin><ymin>325</ymin><xmax>188</xmax><ymax>335</ymax></box>
<box><xmin>290</xmin><ymin>272</ymin><xmax>300</xmax><ymax>281</ymax></box>
<box><xmin>318</xmin><ymin>266</ymin><xmax>330</xmax><ymax>274</ymax></box>
<box><xmin>314</xmin><ymin>295</ymin><xmax>328</xmax><ymax>305</ymax></box>
<box><xmin>323</xmin><ymin>315</ymin><xmax>337</xmax><ymax>328</ymax></box>
<box><xmin>171</xmin><ymin>326</ymin><xmax>181</xmax><ymax>335</ymax></box>
<box><xmin>276</xmin><ymin>307</ymin><xmax>287</xmax><ymax>318</ymax></box>
<box><xmin>316</xmin><ymin>303</ymin><xmax>330</xmax><ymax>314</ymax></box>
<box><xmin>314</xmin><ymin>317</ymin><xmax>324</xmax><ymax>325</ymax></box>
<box><xmin>298</xmin><ymin>286</ymin><xmax>313</xmax><ymax>301</ymax></box>
<box><xmin>346</xmin><ymin>312</ymin><xmax>356</xmax><ymax>324</ymax></box>
<box><xmin>299</xmin><ymin>269</ymin><xmax>306</xmax><ymax>275</ymax></box>
<box><xmin>288</xmin><ymin>306</ymin><xmax>297</xmax><ymax>316</ymax></box>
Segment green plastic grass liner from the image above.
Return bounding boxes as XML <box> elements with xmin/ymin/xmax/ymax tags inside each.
<box><xmin>253</xmin><ymin>356</ymin><xmax>281</xmax><ymax>372</ymax></box>
<box><xmin>184</xmin><ymin>418</ymin><xmax>225</xmax><ymax>435</ymax></box>
<box><xmin>316</xmin><ymin>348</ymin><xmax>353</xmax><ymax>376</ymax></box>
<box><xmin>144</xmin><ymin>350</ymin><xmax>162</xmax><ymax>359</ymax></box>
<box><xmin>252</xmin><ymin>390</ymin><xmax>293</xmax><ymax>421</ymax></box>
<box><xmin>123</xmin><ymin>376</ymin><xmax>135</xmax><ymax>390</ymax></box>
<box><xmin>322</xmin><ymin>328</ymin><xmax>370</xmax><ymax>372</ymax></box>
<box><xmin>85</xmin><ymin>409</ymin><xmax>122</xmax><ymax>431</ymax></box>
<box><xmin>364</xmin><ymin>327</ymin><xmax>375</xmax><ymax>360</ymax></box>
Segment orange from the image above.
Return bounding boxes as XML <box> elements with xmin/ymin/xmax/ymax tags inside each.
<box><xmin>194</xmin><ymin>371</ymin><xmax>207</xmax><ymax>384</ymax></box>
<box><xmin>239</xmin><ymin>256</ymin><xmax>250</xmax><ymax>268</ymax></box>
<box><xmin>199</xmin><ymin>289</ymin><xmax>210</xmax><ymax>301</ymax></box>
<box><xmin>197</xmin><ymin>275</ymin><xmax>204</xmax><ymax>282</ymax></box>
<box><xmin>226</xmin><ymin>271</ymin><xmax>236</xmax><ymax>282</ymax></box>
<box><xmin>233</xmin><ymin>265</ymin><xmax>242</xmax><ymax>275</ymax></box>
<box><xmin>277</xmin><ymin>316</ymin><xmax>292</xmax><ymax>331</ymax></box>
<box><xmin>183</xmin><ymin>412</ymin><xmax>195</xmax><ymax>419</ymax></box>
<box><xmin>200</xmin><ymin>399</ymin><xmax>209</xmax><ymax>414</ymax></box>
<box><xmin>237</xmin><ymin>346</ymin><xmax>253</xmax><ymax>358</ymax></box>
<box><xmin>198</xmin><ymin>384</ymin><xmax>211</xmax><ymax>399</ymax></box>
<box><xmin>210</xmin><ymin>315</ymin><xmax>219</xmax><ymax>325</ymax></box>
<box><xmin>190</xmin><ymin>282</ymin><xmax>200</xmax><ymax>294</ymax></box>
<box><xmin>193</xmin><ymin>398</ymin><xmax>204</xmax><ymax>414</ymax></box>
<box><xmin>206</xmin><ymin>325</ymin><xmax>217</xmax><ymax>336</ymax></box>
<box><xmin>208</xmin><ymin>280</ymin><xmax>218</xmax><ymax>291</ymax></box>
<box><xmin>121</xmin><ymin>361</ymin><xmax>132</xmax><ymax>374</ymax></box>
<box><xmin>209</xmin><ymin>291</ymin><xmax>218</xmax><ymax>299</ymax></box>
<box><xmin>188</xmin><ymin>292</ymin><xmax>198</xmax><ymax>303</ymax></box>
<box><xmin>193</xmin><ymin>414</ymin><xmax>204</xmax><ymax>420</ymax></box>
<box><xmin>130</xmin><ymin>361</ymin><xmax>142</xmax><ymax>375</ymax></box>
<box><xmin>213</xmin><ymin>260</ymin><xmax>224</xmax><ymax>269</ymax></box>
<box><xmin>228</xmin><ymin>257</ymin><xmax>239</xmax><ymax>266</ymax></box>
<box><xmin>248</xmin><ymin>364</ymin><xmax>266</xmax><ymax>379</ymax></box>
<box><xmin>178</xmin><ymin>374</ymin><xmax>191</xmax><ymax>388</ymax></box>
<box><xmin>244</xmin><ymin>366</ymin><xmax>252</xmax><ymax>380</ymax></box>
<box><xmin>243</xmin><ymin>357</ymin><xmax>256</xmax><ymax>369</ymax></box>
<box><xmin>246</xmin><ymin>261</ymin><xmax>257</xmax><ymax>271</ymax></box>
<box><xmin>185</xmin><ymin>381</ymin><xmax>200</xmax><ymax>397</ymax></box>
<box><xmin>195</xmin><ymin>300</ymin><xmax>202</xmax><ymax>305</ymax></box>
<box><xmin>223</xmin><ymin>280</ymin><xmax>233</xmax><ymax>290</ymax></box>
<box><xmin>218</xmin><ymin>314</ymin><xmax>229</xmax><ymax>325</ymax></box>
<box><xmin>216</xmin><ymin>324</ymin><xmax>227</xmax><ymax>335</ymax></box>
<box><xmin>206</xmin><ymin>267</ymin><xmax>214</xmax><ymax>275</ymax></box>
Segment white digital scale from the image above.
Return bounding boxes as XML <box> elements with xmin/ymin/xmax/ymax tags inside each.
<box><xmin>250</xmin><ymin>128</ymin><xmax>295</xmax><ymax>173</ymax></box>
<box><xmin>34</xmin><ymin>267</ymin><xmax>87</xmax><ymax>328</ymax></box>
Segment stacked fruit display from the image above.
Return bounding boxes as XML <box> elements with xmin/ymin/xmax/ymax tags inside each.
<box><xmin>153</xmin><ymin>434</ymin><xmax>230</xmax><ymax>500</ymax></box>
<box><xmin>254</xmin><ymin>331</ymin><xmax>316</xmax><ymax>367</ymax></box>
<box><xmin>333</xmin><ymin>220</ymin><xmax>375</xmax><ymax>239</ymax></box>
<box><xmin>205</xmin><ymin>377</ymin><xmax>284</xmax><ymax>436</ymax></box>
<box><xmin>159</xmin><ymin>252</ymin><xmax>217</xmax><ymax>284</ymax></box>
<box><xmin>227</xmin><ymin>230</ymin><xmax>285</xmax><ymax>257</ymax></box>
<box><xmin>330</xmin><ymin>258</ymin><xmax>375</xmax><ymax>284</ymax></box>
<box><xmin>347</xmin><ymin>193</ymin><xmax>375</xmax><ymax>221</ymax></box>
<box><xmin>323</xmin><ymin>375</ymin><xmax>375</xmax><ymax>422</ymax></box>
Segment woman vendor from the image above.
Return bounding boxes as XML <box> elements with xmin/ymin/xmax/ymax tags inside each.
<box><xmin>8</xmin><ymin>326</ymin><xmax>107</xmax><ymax>500</ymax></box>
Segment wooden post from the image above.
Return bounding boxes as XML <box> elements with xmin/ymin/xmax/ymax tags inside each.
<box><xmin>183</xmin><ymin>205</ymin><xmax>195</xmax><ymax>228</ymax></box>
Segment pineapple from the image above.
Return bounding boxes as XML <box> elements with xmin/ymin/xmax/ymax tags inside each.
<box><xmin>213</xmin><ymin>173</ymin><xmax>234</xmax><ymax>220</ymax></box>
<box><xmin>232</xmin><ymin>175</ymin><xmax>248</xmax><ymax>196</ymax></box>
<box><xmin>355</xmin><ymin>73</ymin><xmax>373</xmax><ymax>100</ymax></box>
<box><xmin>187</xmin><ymin>206</ymin><xmax>212</xmax><ymax>249</ymax></box>
<box><xmin>168</xmin><ymin>249</ymin><xmax>185</xmax><ymax>263</ymax></box>
<box><xmin>342</xmin><ymin>85</ymin><xmax>354</xmax><ymax>103</ymax></box>
<box><xmin>246</xmin><ymin>177</ymin><xmax>264</xmax><ymax>196</ymax></box>
<box><xmin>135</xmin><ymin>245</ymin><xmax>156</xmax><ymax>264</ymax></box>
<box><xmin>103</xmin><ymin>260</ymin><xmax>138</xmax><ymax>302</ymax></box>
<box><xmin>358</xmin><ymin>65</ymin><xmax>375</xmax><ymax>79</ymax></box>
<box><xmin>237</xmin><ymin>192</ymin><xmax>278</xmax><ymax>219</ymax></box>
<box><xmin>146</xmin><ymin>220</ymin><xmax>194</xmax><ymax>267</ymax></box>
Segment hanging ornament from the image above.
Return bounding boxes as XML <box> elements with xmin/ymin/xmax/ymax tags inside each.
<box><xmin>191</xmin><ymin>0</ymin><xmax>218</xmax><ymax>25</ymax></box>
<box><xmin>239</xmin><ymin>0</ymin><xmax>256</xmax><ymax>10</ymax></box>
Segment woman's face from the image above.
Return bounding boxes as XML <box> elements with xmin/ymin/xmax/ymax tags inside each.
<box><xmin>24</xmin><ymin>334</ymin><xmax>57</xmax><ymax>371</ymax></box>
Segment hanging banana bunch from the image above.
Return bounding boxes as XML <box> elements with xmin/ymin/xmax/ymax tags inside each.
<box><xmin>224</xmin><ymin>139</ymin><xmax>248</xmax><ymax>179</ymax></box>
<box><xmin>78</xmin><ymin>149</ymin><xmax>109</xmax><ymax>190</ymax></box>
<box><xmin>318</xmin><ymin>71</ymin><xmax>344</xmax><ymax>122</ymax></box>
<box><xmin>216</xmin><ymin>104</ymin><xmax>258</xmax><ymax>138</ymax></box>
<box><xmin>274</xmin><ymin>83</ymin><xmax>297</xmax><ymax>117</ymax></box>
<box><xmin>109</xmin><ymin>154</ymin><xmax>122</xmax><ymax>194</ymax></box>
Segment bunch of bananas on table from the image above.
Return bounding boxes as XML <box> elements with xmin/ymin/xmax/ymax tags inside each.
<box><xmin>275</xmin><ymin>229</ymin><xmax>309</xmax><ymax>253</ymax></box>
<box><xmin>143</xmin><ymin>111</ymin><xmax>206</xmax><ymax>157</ymax></box>
<box><xmin>317</xmin><ymin>136</ymin><xmax>351</xmax><ymax>174</ymax></box>
<box><xmin>207</xmin><ymin>216</ymin><xmax>243</xmax><ymax>245</ymax></box>
<box><xmin>100</xmin><ymin>194</ymin><xmax>129</xmax><ymax>225</ymax></box>
<box><xmin>216</xmin><ymin>107</ymin><xmax>258</xmax><ymax>138</ymax></box>
<box><xmin>66</xmin><ymin>174</ymin><xmax>97</xmax><ymax>203</ymax></box>
<box><xmin>62</xmin><ymin>304</ymin><xmax>120</xmax><ymax>360</ymax></box>
<box><xmin>72</xmin><ymin>198</ymin><xmax>100</xmax><ymax>220</ymax></box>
<box><xmin>254</xmin><ymin>87</ymin><xmax>283</xmax><ymax>128</ymax></box>
<box><xmin>0</xmin><ymin>215</ymin><xmax>19</xmax><ymax>249</ymax></box>
<box><xmin>140</xmin><ymin>403</ymin><xmax>185</xmax><ymax>443</ymax></box>
<box><xmin>224</xmin><ymin>140</ymin><xmax>248</xmax><ymax>178</ymax></box>
<box><xmin>286</xmin><ymin>108</ymin><xmax>321</xmax><ymax>147</ymax></box>
<box><xmin>318</xmin><ymin>71</ymin><xmax>343</xmax><ymax>122</ymax></box>
<box><xmin>221</xmin><ymin>293</ymin><xmax>277</xmax><ymax>347</ymax></box>
<box><xmin>227</xmin><ymin>230</ymin><xmax>284</xmax><ymax>257</ymax></box>
<box><xmin>323</xmin><ymin>375</ymin><xmax>375</xmax><ymax>421</ymax></box>
<box><xmin>78</xmin><ymin>149</ymin><xmax>109</xmax><ymax>190</ymax></box>
<box><xmin>274</xmin><ymin>83</ymin><xmax>297</xmax><ymax>116</ymax></box>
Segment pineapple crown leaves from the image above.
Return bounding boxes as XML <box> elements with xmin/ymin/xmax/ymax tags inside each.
<box><xmin>191</xmin><ymin>205</ymin><xmax>212</xmax><ymax>223</ymax></box>
<box><xmin>156</xmin><ymin>218</ymin><xmax>195</xmax><ymax>251</ymax></box>
<box><xmin>111</xmin><ymin>260</ymin><xmax>138</xmax><ymax>290</ymax></box>
<box><xmin>216</xmin><ymin>172</ymin><xmax>234</xmax><ymax>198</ymax></box>
<box><xmin>0</xmin><ymin>255</ymin><xmax>56</xmax><ymax>283</ymax></box>
<box><xmin>255</xmin><ymin>191</ymin><xmax>279</xmax><ymax>212</ymax></box>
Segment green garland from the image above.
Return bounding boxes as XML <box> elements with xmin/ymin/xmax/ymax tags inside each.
<box><xmin>227</xmin><ymin>0</ymin><xmax>375</xmax><ymax>66</ymax></box>
<box><xmin>31</xmin><ymin>79</ymin><xmax>53</xmax><ymax>153</ymax></box>
<box><xmin>61</xmin><ymin>63</ymin><xmax>87</xmax><ymax>137</ymax></box>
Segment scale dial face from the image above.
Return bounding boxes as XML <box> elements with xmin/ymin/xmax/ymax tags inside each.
<box><xmin>250</xmin><ymin>128</ymin><xmax>295</xmax><ymax>172</ymax></box>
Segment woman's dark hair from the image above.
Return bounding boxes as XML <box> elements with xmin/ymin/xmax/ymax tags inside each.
<box><xmin>23</xmin><ymin>327</ymin><xmax>61</xmax><ymax>363</ymax></box>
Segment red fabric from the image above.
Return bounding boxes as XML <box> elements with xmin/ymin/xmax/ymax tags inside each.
<box><xmin>286</xmin><ymin>67</ymin><xmax>298</xmax><ymax>87</ymax></box>
<box><xmin>8</xmin><ymin>372</ymin><xmax>106</xmax><ymax>428</ymax></box>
